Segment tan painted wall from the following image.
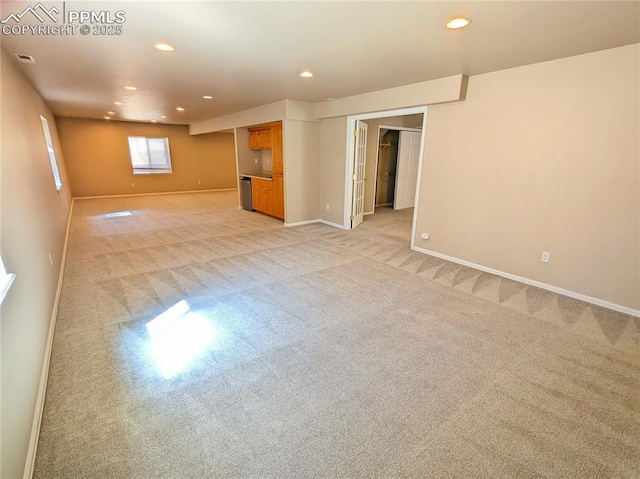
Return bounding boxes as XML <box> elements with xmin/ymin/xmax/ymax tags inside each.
<box><xmin>57</xmin><ymin>118</ymin><xmax>236</xmax><ymax>197</ymax></box>
<box><xmin>283</xmin><ymin>120</ymin><xmax>321</xmax><ymax>224</ymax></box>
<box><xmin>319</xmin><ymin>117</ymin><xmax>349</xmax><ymax>226</ymax></box>
<box><xmin>415</xmin><ymin>44</ymin><xmax>640</xmax><ymax>310</ymax></box>
<box><xmin>1</xmin><ymin>47</ymin><xmax>72</xmax><ymax>478</ymax></box>
<box><xmin>403</xmin><ymin>114</ymin><xmax>424</xmax><ymax>129</ymax></box>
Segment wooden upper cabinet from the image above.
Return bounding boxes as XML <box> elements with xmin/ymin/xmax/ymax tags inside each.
<box><xmin>249</xmin><ymin>131</ymin><xmax>260</xmax><ymax>150</ymax></box>
<box><xmin>248</xmin><ymin>121</ymin><xmax>283</xmax><ymax>152</ymax></box>
<box><xmin>271</xmin><ymin>125</ymin><xmax>283</xmax><ymax>175</ymax></box>
<box><xmin>248</xmin><ymin>127</ymin><xmax>272</xmax><ymax>150</ymax></box>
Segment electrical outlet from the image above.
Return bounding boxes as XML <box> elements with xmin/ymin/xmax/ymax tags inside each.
<box><xmin>254</xmin><ymin>158</ymin><xmax>259</xmax><ymax>164</ymax></box>
<box><xmin>326</xmin><ymin>204</ymin><xmax>330</xmax><ymax>210</ymax></box>
<box><xmin>541</xmin><ymin>251</ymin><xmax>551</xmax><ymax>263</ymax></box>
<box><xmin>420</xmin><ymin>233</ymin><xmax>430</xmax><ymax>240</ymax></box>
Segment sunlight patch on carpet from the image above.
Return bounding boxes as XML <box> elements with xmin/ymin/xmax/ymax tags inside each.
<box><xmin>105</xmin><ymin>211</ymin><xmax>132</xmax><ymax>218</ymax></box>
<box><xmin>146</xmin><ymin>300</ymin><xmax>218</xmax><ymax>378</ymax></box>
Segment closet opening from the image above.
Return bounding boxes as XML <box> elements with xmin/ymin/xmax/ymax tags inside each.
<box><xmin>374</xmin><ymin>128</ymin><xmax>400</xmax><ymax>208</ymax></box>
<box><xmin>372</xmin><ymin>125</ymin><xmax>422</xmax><ymax>212</ymax></box>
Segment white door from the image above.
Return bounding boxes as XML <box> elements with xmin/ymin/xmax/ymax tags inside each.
<box><xmin>351</xmin><ymin>120</ymin><xmax>368</xmax><ymax>228</ymax></box>
<box><xmin>394</xmin><ymin>131</ymin><xmax>421</xmax><ymax>210</ymax></box>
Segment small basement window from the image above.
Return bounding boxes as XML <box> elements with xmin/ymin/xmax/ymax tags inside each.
<box><xmin>128</xmin><ymin>136</ymin><xmax>172</xmax><ymax>175</ymax></box>
<box><xmin>40</xmin><ymin>115</ymin><xmax>63</xmax><ymax>191</ymax></box>
<box><xmin>0</xmin><ymin>255</ymin><xmax>16</xmax><ymax>306</ymax></box>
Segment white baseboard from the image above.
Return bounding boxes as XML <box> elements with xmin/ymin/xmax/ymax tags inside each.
<box><xmin>74</xmin><ymin>188</ymin><xmax>238</xmax><ymax>200</ymax></box>
<box><xmin>284</xmin><ymin>219</ymin><xmax>349</xmax><ymax>230</ymax></box>
<box><xmin>319</xmin><ymin>219</ymin><xmax>350</xmax><ymax>230</ymax></box>
<box><xmin>412</xmin><ymin>246</ymin><xmax>640</xmax><ymax>318</ymax></box>
<box><xmin>364</xmin><ymin>211</ymin><xmax>374</xmax><ymax>216</ymax></box>
<box><xmin>24</xmin><ymin>199</ymin><xmax>75</xmax><ymax>479</ymax></box>
<box><xmin>284</xmin><ymin>219</ymin><xmax>321</xmax><ymax>227</ymax></box>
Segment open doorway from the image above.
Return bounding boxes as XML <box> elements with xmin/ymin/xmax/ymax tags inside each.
<box><xmin>344</xmin><ymin>107</ymin><xmax>427</xmax><ymax>247</ymax></box>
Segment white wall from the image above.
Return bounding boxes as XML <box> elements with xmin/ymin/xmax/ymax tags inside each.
<box><xmin>190</xmin><ymin>100</ymin><xmax>287</xmax><ymax>135</ymax></box>
<box><xmin>1</xmin><ymin>47</ymin><xmax>72</xmax><ymax>478</ymax></box>
<box><xmin>190</xmin><ymin>100</ymin><xmax>317</xmax><ymax>135</ymax></box>
<box><xmin>415</xmin><ymin>44</ymin><xmax>639</xmax><ymax>311</ymax></box>
<box><xmin>316</xmin><ymin>74</ymin><xmax>466</xmax><ymax>119</ymax></box>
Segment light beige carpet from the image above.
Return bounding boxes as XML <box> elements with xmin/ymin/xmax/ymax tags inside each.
<box><xmin>34</xmin><ymin>191</ymin><xmax>639</xmax><ymax>478</ymax></box>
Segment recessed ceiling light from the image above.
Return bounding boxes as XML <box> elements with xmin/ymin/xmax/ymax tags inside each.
<box><xmin>107</xmin><ymin>111</ymin><xmax>116</xmax><ymax>115</ymax></box>
<box><xmin>446</xmin><ymin>17</ymin><xmax>471</xmax><ymax>29</ymax></box>
<box><xmin>300</xmin><ymin>71</ymin><xmax>314</xmax><ymax>78</ymax></box>
<box><xmin>124</xmin><ymin>85</ymin><xmax>137</xmax><ymax>91</ymax></box>
<box><xmin>203</xmin><ymin>95</ymin><xmax>213</xmax><ymax>99</ymax></box>
<box><xmin>176</xmin><ymin>107</ymin><xmax>185</xmax><ymax>111</ymax></box>
<box><xmin>104</xmin><ymin>116</ymin><xmax>111</xmax><ymax>120</ymax></box>
<box><xmin>325</xmin><ymin>97</ymin><xmax>334</xmax><ymax>101</ymax></box>
<box><xmin>154</xmin><ymin>42</ymin><xmax>174</xmax><ymax>52</ymax></box>
<box><xmin>160</xmin><ymin>115</ymin><xmax>167</xmax><ymax>119</ymax></box>
<box><xmin>114</xmin><ymin>101</ymin><xmax>123</xmax><ymax>105</ymax></box>
<box><xmin>151</xmin><ymin>120</ymin><xmax>158</xmax><ymax>123</ymax></box>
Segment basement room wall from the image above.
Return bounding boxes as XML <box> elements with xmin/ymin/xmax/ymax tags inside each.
<box><xmin>56</xmin><ymin>118</ymin><xmax>237</xmax><ymax>197</ymax></box>
<box><xmin>319</xmin><ymin>116</ymin><xmax>349</xmax><ymax>226</ymax></box>
<box><xmin>1</xmin><ymin>47</ymin><xmax>72</xmax><ymax>478</ymax></box>
<box><xmin>283</xmin><ymin>120</ymin><xmax>321</xmax><ymax>224</ymax></box>
<box><xmin>415</xmin><ymin>44</ymin><xmax>640</xmax><ymax>311</ymax></box>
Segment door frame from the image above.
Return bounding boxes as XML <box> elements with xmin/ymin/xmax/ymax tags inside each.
<box><xmin>344</xmin><ymin>106</ymin><xmax>428</xmax><ymax>249</ymax></box>
<box><xmin>371</xmin><ymin>125</ymin><xmax>422</xmax><ymax>214</ymax></box>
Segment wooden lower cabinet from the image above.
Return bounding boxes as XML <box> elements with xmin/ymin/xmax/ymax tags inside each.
<box><xmin>251</xmin><ymin>176</ymin><xmax>284</xmax><ymax>220</ymax></box>
<box><xmin>251</xmin><ymin>178</ymin><xmax>273</xmax><ymax>215</ymax></box>
<box><xmin>272</xmin><ymin>174</ymin><xmax>284</xmax><ymax>220</ymax></box>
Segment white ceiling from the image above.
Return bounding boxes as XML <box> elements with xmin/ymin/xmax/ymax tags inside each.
<box><xmin>2</xmin><ymin>1</ymin><xmax>638</xmax><ymax>125</ymax></box>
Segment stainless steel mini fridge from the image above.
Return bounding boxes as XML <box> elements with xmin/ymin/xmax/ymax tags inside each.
<box><xmin>240</xmin><ymin>177</ymin><xmax>253</xmax><ymax>211</ymax></box>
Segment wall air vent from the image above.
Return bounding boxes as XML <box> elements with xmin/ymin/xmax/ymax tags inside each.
<box><xmin>14</xmin><ymin>53</ymin><xmax>36</xmax><ymax>64</ymax></box>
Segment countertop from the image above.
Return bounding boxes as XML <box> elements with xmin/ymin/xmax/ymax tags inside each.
<box><xmin>240</xmin><ymin>173</ymin><xmax>273</xmax><ymax>181</ymax></box>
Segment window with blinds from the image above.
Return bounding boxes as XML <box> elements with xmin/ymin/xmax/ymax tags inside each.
<box><xmin>127</xmin><ymin>136</ymin><xmax>172</xmax><ymax>174</ymax></box>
